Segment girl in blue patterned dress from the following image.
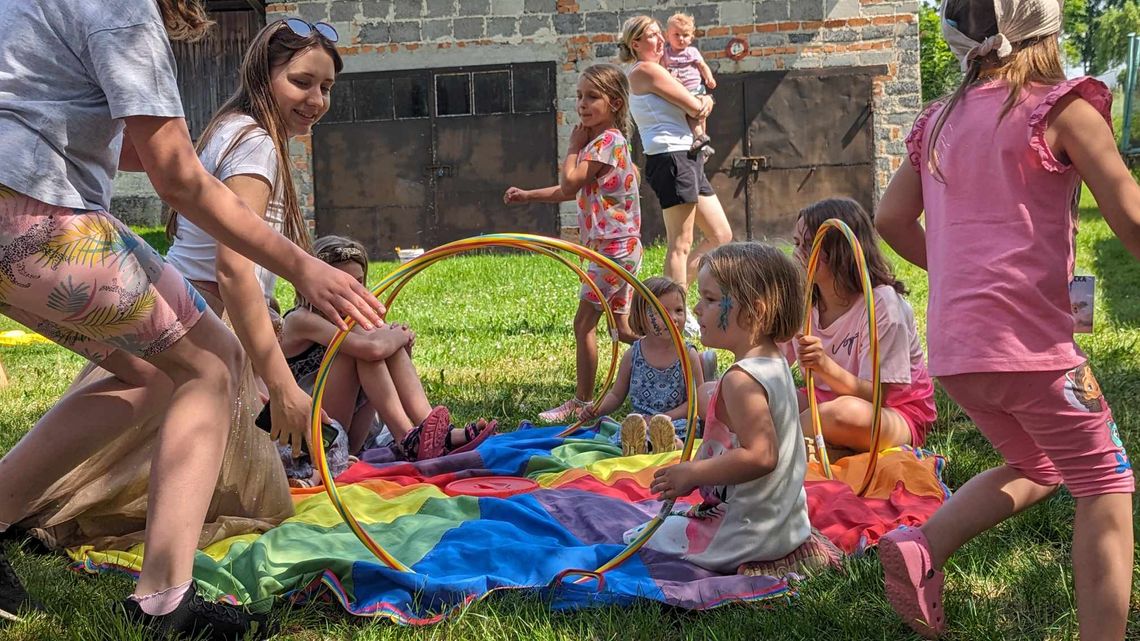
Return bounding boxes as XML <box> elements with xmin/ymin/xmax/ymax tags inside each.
<box><xmin>578</xmin><ymin>276</ymin><xmax>705</xmax><ymax>454</ymax></box>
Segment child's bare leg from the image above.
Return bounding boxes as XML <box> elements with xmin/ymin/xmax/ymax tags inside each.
<box><xmin>921</xmin><ymin>465</ymin><xmax>1058</xmax><ymax>570</ymax></box>
<box><xmin>573</xmin><ymin>301</ymin><xmax>603</xmax><ymax>402</ymax></box>
<box><xmin>614</xmin><ymin>312</ymin><xmax>637</xmax><ymax>344</ymax></box>
<box><xmin>686</xmin><ymin>114</ymin><xmax>701</xmax><ymax>137</ymax></box>
<box><xmin>321</xmin><ymin>354</ymin><xmax>365</xmax><ymax>432</ymax></box>
<box><xmin>133</xmin><ymin>317</ymin><xmax>242</xmax><ymax>595</ymax></box>
<box><xmin>0</xmin><ymin>352</ymin><xmax>172</xmax><ymax>525</ymax></box>
<box><xmin>353</xmin><ymin>357</ymin><xmax>416</xmax><ymax>441</ymax></box>
<box><xmin>798</xmin><ymin>396</ymin><xmax>912</xmax><ymax>452</ymax></box>
<box><xmin>346</xmin><ymin>404</ymin><xmax>378</xmax><ymax>455</ymax></box>
<box><xmin>380</xmin><ymin>348</ymin><xmax>432</xmax><ymax>426</ymax></box>
<box><xmin>1073</xmin><ymin>492</ymin><xmax>1132</xmax><ymax>641</ymax></box>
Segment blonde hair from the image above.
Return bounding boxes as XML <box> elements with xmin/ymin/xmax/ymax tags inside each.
<box><xmin>629</xmin><ymin>276</ymin><xmax>687</xmax><ymax>337</ymax></box>
<box><xmin>699</xmin><ymin>243</ymin><xmax>804</xmax><ymax>344</ymax></box>
<box><xmin>581</xmin><ymin>63</ymin><xmax>632</xmax><ymax>139</ymax></box>
<box><xmin>618</xmin><ymin>15</ymin><xmax>658</xmax><ymax>63</ymax></box>
<box><xmin>667</xmin><ymin>13</ymin><xmax>695</xmax><ymax>31</ymax></box>
<box><xmin>295</xmin><ymin>235</ymin><xmax>370</xmax><ymax>312</ymax></box>
<box><xmin>926</xmin><ymin>0</ymin><xmax>1065</xmax><ymax>182</ymax></box>
<box><xmin>156</xmin><ymin>0</ymin><xmax>214</xmax><ymax>43</ymax></box>
<box><xmin>168</xmin><ymin>20</ymin><xmax>345</xmax><ymax>254</ymax></box>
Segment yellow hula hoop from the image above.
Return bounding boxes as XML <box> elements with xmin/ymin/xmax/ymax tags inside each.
<box><xmin>802</xmin><ymin>219</ymin><xmax>884</xmax><ymax>497</ymax></box>
<box><xmin>308</xmin><ymin>233</ymin><xmax>699</xmax><ymax>577</ymax></box>
<box><xmin>376</xmin><ymin>242</ymin><xmax>621</xmax><ymax>437</ymax></box>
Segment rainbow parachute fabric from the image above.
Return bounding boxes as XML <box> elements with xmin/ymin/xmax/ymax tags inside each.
<box><xmin>72</xmin><ymin>422</ymin><xmax>948</xmax><ymax>625</ymax></box>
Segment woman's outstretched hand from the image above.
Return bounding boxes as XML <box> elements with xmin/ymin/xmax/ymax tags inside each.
<box><xmin>294</xmin><ymin>255</ymin><xmax>384</xmax><ymax>330</ymax></box>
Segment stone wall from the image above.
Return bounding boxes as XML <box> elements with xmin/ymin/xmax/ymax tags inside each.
<box><xmin>269</xmin><ymin>0</ymin><xmax>920</xmax><ymax>234</ymax></box>
<box><xmin>116</xmin><ymin>0</ymin><xmax>921</xmax><ymax>236</ymax></box>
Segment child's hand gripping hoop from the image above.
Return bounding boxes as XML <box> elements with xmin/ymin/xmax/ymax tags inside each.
<box><xmin>308</xmin><ymin>234</ymin><xmax>699</xmax><ymax>578</ymax></box>
<box><xmin>802</xmin><ymin>219</ymin><xmax>885</xmax><ymax>497</ymax></box>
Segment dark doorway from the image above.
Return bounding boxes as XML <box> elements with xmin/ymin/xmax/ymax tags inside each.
<box><xmin>313</xmin><ymin>63</ymin><xmax>559</xmax><ymax>259</ymax></box>
<box><xmin>635</xmin><ymin>66</ymin><xmax>884</xmax><ymax>244</ymax></box>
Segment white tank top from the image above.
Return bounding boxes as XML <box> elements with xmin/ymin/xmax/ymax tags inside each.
<box><xmin>627</xmin><ymin>62</ymin><xmax>693</xmax><ymax>155</ymax></box>
<box><xmin>165</xmin><ymin>114</ymin><xmax>284</xmax><ymax>300</ymax></box>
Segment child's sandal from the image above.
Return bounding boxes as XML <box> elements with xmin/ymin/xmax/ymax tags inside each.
<box><xmin>400</xmin><ymin>406</ymin><xmax>451</xmax><ymax>461</ymax></box>
<box><xmin>447</xmin><ymin>418</ymin><xmax>499</xmax><ymax>455</ymax></box>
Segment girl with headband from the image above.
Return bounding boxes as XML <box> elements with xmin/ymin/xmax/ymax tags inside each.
<box><xmin>876</xmin><ymin>0</ymin><xmax>1140</xmax><ymax>637</ymax></box>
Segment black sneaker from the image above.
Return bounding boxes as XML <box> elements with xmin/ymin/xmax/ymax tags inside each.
<box><xmin>0</xmin><ymin>550</ymin><xmax>42</xmax><ymax>622</ymax></box>
<box><xmin>120</xmin><ymin>582</ymin><xmax>270</xmax><ymax>640</ymax></box>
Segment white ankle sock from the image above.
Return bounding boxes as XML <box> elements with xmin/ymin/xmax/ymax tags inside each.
<box><xmin>129</xmin><ymin>580</ymin><xmax>192</xmax><ymax>616</ymax></box>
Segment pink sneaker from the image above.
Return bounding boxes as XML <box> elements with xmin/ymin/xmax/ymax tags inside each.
<box><xmin>879</xmin><ymin>527</ymin><xmax>946</xmax><ymax>638</ymax></box>
<box><xmin>537</xmin><ymin>398</ymin><xmax>585</xmax><ymax>424</ymax></box>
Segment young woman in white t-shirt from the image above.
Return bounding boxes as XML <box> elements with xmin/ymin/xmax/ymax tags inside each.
<box><xmin>784</xmin><ymin>198</ymin><xmax>936</xmax><ymax>459</ymax></box>
<box><xmin>10</xmin><ymin>16</ymin><xmax>357</xmax><ymax>637</ymax></box>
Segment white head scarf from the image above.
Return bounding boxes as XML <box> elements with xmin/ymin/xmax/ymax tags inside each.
<box><xmin>941</xmin><ymin>0</ymin><xmax>1062</xmax><ymax>71</ymax></box>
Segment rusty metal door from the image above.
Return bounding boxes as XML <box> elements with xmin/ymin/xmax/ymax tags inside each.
<box><xmin>313</xmin><ymin>64</ymin><xmax>557</xmax><ymax>260</ymax></box>
<box><xmin>634</xmin><ymin>67</ymin><xmax>882</xmax><ymax>243</ymax></box>
<box><xmin>739</xmin><ymin>69</ymin><xmax>879</xmax><ymax>239</ymax></box>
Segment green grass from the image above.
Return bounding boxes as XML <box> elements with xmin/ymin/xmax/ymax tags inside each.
<box><xmin>1</xmin><ymin>190</ymin><xmax>1138</xmax><ymax>639</ymax></box>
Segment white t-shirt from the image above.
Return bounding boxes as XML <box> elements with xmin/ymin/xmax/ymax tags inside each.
<box><xmin>165</xmin><ymin>114</ymin><xmax>284</xmax><ymax>299</ymax></box>
<box><xmin>781</xmin><ymin>285</ymin><xmax>924</xmax><ymax>389</ymax></box>
<box><xmin>0</xmin><ymin>0</ymin><xmax>184</xmax><ymax>210</ymax></box>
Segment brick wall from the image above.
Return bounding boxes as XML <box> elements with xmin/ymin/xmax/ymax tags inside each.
<box><xmin>267</xmin><ymin>0</ymin><xmax>921</xmax><ymax>233</ymax></box>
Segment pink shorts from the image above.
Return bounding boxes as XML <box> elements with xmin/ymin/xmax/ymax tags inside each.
<box><xmin>805</xmin><ymin>385</ymin><xmax>936</xmax><ymax>448</ymax></box>
<box><xmin>580</xmin><ymin>236</ymin><xmax>642</xmax><ymax>315</ymax></box>
<box><xmin>0</xmin><ymin>187</ymin><xmax>207</xmax><ymax>362</ymax></box>
<box><xmin>938</xmin><ymin>364</ymin><xmax>1134</xmax><ymax>498</ymax></box>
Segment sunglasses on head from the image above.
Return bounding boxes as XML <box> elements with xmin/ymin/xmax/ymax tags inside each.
<box><xmin>282</xmin><ymin>18</ymin><xmax>339</xmax><ymax>43</ymax></box>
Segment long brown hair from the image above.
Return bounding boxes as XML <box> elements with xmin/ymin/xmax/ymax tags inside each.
<box><xmin>581</xmin><ymin>63</ymin><xmax>632</xmax><ymax>139</ymax></box>
<box><xmin>798</xmin><ymin>198</ymin><xmax>907</xmax><ymax>311</ymax></box>
<box><xmin>699</xmin><ymin>243</ymin><xmax>804</xmax><ymax>344</ymax></box>
<box><xmin>167</xmin><ymin>20</ymin><xmax>344</xmax><ymax>253</ymax></box>
<box><xmin>926</xmin><ymin>0</ymin><xmax>1065</xmax><ymax>182</ymax></box>
<box><xmin>155</xmin><ymin>0</ymin><xmax>214</xmax><ymax>42</ymax></box>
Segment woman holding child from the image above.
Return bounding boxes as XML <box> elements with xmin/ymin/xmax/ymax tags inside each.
<box><xmin>619</xmin><ymin>15</ymin><xmax>733</xmax><ymax>294</ymax></box>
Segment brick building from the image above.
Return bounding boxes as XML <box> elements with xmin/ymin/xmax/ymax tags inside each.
<box><xmin>115</xmin><ymin>0</ymin><xmax>921</xmax><ymax>259</ymax></box>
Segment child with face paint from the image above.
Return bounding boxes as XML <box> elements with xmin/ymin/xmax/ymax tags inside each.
<box><xmin>785</xmin><ymin>198</ymin><xmax>935</xmax><ymax>461</ymax></box>
<box><xmin>577</xmin><ymin>277</ymin><xmax>704</xmax><ymax>455</ymax></box>
<box><xmin>625</xmin><ymin>243</ymin><xmax>813</xmax><ymax>573</ymax></box>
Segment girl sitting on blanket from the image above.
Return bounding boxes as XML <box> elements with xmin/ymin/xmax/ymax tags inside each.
<box><xmin>783</xmin><ymin>198</ymin><xmax>936</xmax><ymax>460</ymax></box>
<box><xmin>625</xmin><ymin>243</ymin><xmax>817</xmax><ymax>573</ymax></box>
<box><xmin>273</xmin><ymin>235</ymin><xmax>497</xmax><ymax>485</ymax></box>
<box><xmin>577</xmin><ymin>276</ymin><xmax>704</xmax><ymax>455</ymax></box>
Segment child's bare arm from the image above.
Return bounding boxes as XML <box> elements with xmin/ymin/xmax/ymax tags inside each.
<box><xmin>1054</xmin><ymin>95</ymin><xmax>1140</xmax><ymax>261</ymax></box>
<box><xmin>580</xmin><ymin>350</ymin><xmax>635</xmax><ymax>420</ymax></box>
<box><xmin>503</xmin><ymin>185</ymin><xmax>575</xmax><ymax>204</ymax></box>
<box><xmin>661</xmin><ymin>347</ymin><xmax>706</xmax><ymax>420</ymax></box>
<box><xmin>651</xmin><ymin>370</ymin><xmax>777</xmax><ymax>498</ymax></box>
<box><xmin>875</xmin><ymin>165</ymin><xmax>927</xmax><ymax>269</ymax></box>
<box><xmin>697</xmin><ymin>58</ymin><xmax>716</xmax><ymax>90</ymax></box>
<box><xmin>283</xmin><ymin>309</ymin><xmax>411</xmax><ymax>362</ymax></box>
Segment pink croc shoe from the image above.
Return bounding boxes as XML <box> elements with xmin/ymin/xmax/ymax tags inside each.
<box><xmin>879</xmin><ymin>527</ymin><xmax>946</xmax><ymax>638</ymax></box>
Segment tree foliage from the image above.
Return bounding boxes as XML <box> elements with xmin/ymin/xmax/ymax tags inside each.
<box><xmin>919</xmin><ymin>3</ymin><xmax>961</xmax><ymax>101</ymax></box>
<box><xmin>1066</xmin><ymin>0</ymin><xmax>1140</xmax><ymax>75</ymax></box>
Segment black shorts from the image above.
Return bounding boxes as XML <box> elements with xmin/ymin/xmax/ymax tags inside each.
<box><xmin>644</xmin><ymin>151</ymin><xmax>715</xmax><ymax>209</ymax></box>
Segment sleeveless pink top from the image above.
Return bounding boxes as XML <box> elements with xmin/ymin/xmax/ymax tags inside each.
<box><xmin>906</xmin><ymin>77</ymin><xmax>1112</xmax><ymax>376</ymax></box>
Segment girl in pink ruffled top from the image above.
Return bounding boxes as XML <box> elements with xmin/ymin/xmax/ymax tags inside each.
<box><xmin>875</xmin><ymin>0</ymin><xmax>1140</xmax><ymax>638</ymax></box>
